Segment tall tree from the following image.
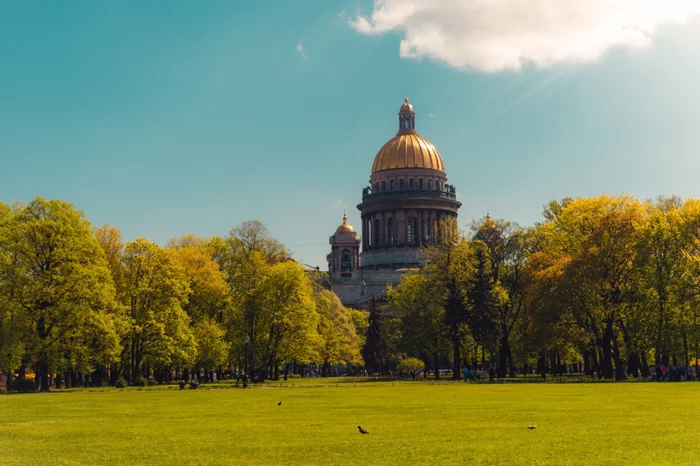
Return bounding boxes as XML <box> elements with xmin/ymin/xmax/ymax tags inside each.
<box><xmin>362</xmin><ymin>297</ymin><xmax>390</xmax><ymax>373</ymax></box>
<box><xmin>121</xmin><ymin>239</ymin><xmax>195</xmax><ymax>381</ymax></box>
<box><xmin>0</xmin><ymin>198</ymin><xmax>118</xmax><ymax>391</ymax></box>
<box><xmin>388</xmin><ymin>271</ymin><xmax>448</xmax><ymax>377</ymax></box>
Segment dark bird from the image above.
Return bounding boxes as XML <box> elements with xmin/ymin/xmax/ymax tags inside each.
<box><xmin>527</xmin><ymin>425</ymin><xmax>538</xmax><ymax>430</ymax></box>
<box><xmin>358</xmin><ymin>426</ymin><xmax>369</xmax><ymax>435</ymax></box>
<box><xmin>278</xmin><ymin>402</ymin><xmax>282</xmax><ymax>406</ymax></box>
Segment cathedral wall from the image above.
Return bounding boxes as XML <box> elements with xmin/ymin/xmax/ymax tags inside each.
<box><xmin>360</xmin><ymin>248</ymin><xmax>421</xmax><ymax>267</ymax></box>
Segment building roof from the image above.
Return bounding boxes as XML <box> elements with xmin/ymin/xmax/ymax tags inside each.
<box><xmin>371</xmin><ymin>132</ymin><xmax>445</xmax><ymax>174</ymax></box>
<box><xmin>335</xmin><ymin>213</ymin><xmax>356</xmax><ymax>233</ymax></box>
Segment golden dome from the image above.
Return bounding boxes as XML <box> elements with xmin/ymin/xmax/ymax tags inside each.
<box><xmin>371</xmin><ymin>133</ymin><xmax>445</xmax><ymax>174</ymax></box>
<box><xmin>399</xmin><ymin>97</ymin><xmax>414</xmax><ymax>113</ymax></box>
<box><xmin>336</xmin><ymin>213</ymin><xmax>356</xmax><ymax>233</ymax></box>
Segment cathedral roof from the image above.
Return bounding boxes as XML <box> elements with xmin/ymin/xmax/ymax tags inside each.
<box><xmin>336</xmin><ymin>213</ymin><xmax>355</xmax><ymax>233</ymax></box>
<box><xmin>371</xmin><ymin>133</ymin><xmax>445</xmax><ymax>174</ymax></box>
<box><xmin>371</xmin><ymin>98</ymin><xmax>445</xmax><ymax>174</ymax></box>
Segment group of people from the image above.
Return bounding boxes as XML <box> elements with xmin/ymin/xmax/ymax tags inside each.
<box><xmin>650</xmin><ymin>364</ymin><xmax>697</xmax><ymax>382</ymax></box>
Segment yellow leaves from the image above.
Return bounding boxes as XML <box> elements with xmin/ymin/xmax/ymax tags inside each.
<box><xmin>169</xmin><ymin>244</ymin><xmax>230</xmax><ymax>321</ymax></box>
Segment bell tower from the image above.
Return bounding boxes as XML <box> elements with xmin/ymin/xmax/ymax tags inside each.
<box><xmin>327</xmin><ymin>213</ymin><xmax>361</xmax><ymax>281</ymax></box>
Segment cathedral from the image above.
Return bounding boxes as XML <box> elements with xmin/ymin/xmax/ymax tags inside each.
<box><xmin>327</xmin><ymin>98</ymin><xmax>461</xmax><ymax>308</ymax></box>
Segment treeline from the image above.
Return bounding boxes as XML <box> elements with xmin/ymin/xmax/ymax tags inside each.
<box><xmin>0</xmin><ymin>198</ymin><xmax>366</xmax><ymax>392</ymax></box>
<box><xmin>364</xmin><ymin>195</ymin><xmax>700</xmax><ymax>381</ymax></box>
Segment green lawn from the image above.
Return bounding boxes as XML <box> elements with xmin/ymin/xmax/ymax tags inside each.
<box><xmin>1</xmin><ymin>380</ymin><xmax>699</xmax><ymax>465</ymax></box>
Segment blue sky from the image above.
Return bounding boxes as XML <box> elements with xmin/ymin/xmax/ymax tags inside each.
<box><xmin>2</xmin><ymin>1</ymin><xmax>700</xmax><ymax>266</ymax></box>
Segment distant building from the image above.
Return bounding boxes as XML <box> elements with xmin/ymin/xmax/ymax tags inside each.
<box><xmin>327</xmin><ymin>98</ymin><xmax>461</xmax><ymax>308</ymax></box>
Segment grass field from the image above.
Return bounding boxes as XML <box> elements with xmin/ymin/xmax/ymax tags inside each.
<box><xmin>2</xmin><ymin>379</ymin><xmax>699</xmax><ymax>465</ymax></box>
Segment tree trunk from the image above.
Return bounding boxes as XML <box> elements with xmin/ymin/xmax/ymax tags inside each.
<box><xmin>601</xmin><ymin>321</ymin><xmax>614</xmax><ymax>379</ymax></box>
<box><xmin>583</xmin><ymin>350</ymin><xmax>592</xmax><ymax>376</ymax></box>
<box><xmin>626</xmin><ymin>352</ymin><xmax>640</xmax><ymax>378</ymax></box>
<box><xmin>433</xmin><ymin>354</ymin><xmax>440</xmax><ymax>379</ymax></box>
<box><xmin>538</xmin><ymin>351</ymin><xmax>546</xmax><ymax>378</ymax></box>
<box><xmin>452</xmin><ymin>323</ymin><xmax>461</xmax><ymax>380</ymax></box>
<box><xmin>39</xmin><ymin>361</ymin><xmax>49</xmax><ymax>392</ymax></box>
<box><xmin>640</xmin><ymin>352</ymin><xmax>650</xmax><ymax>378</ymax></box>
<box><xmin>612</xmin><ymin>330</ymin><xmax>626</xmax><ymax>381</ymax></box>
<box><xmin>497</xmin><ymin>328</ymin><xmax>510</xmax><ymax>378</ymax></box>
<box><xmin>92</xmin><ymin>365</ymin><xmax>104</xmax><ymax>387</ymax></box>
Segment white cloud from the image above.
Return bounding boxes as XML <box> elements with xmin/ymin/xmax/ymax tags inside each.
<box><xmin>296</xmin><ymin>41</ymin><xmax>306</xmax><ymax>59</ymax></box>
<box><xmin>427</xmin><ymin>112</ymin><xmax>436</xmax><ymax>118</ymax></box>
<box><xmin>349</xmin><ymin>1</ymin><xmax>700</xmax><ymax>72</ymax></box>
<box><xmin>332</xmin><ymin>198</ymin><xmax>347</xmax><ymax>209</ymax></box>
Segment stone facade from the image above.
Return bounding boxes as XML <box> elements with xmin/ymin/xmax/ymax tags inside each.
<box><xmin>327</xmin><ymin>99</ymin><xmax>461</xmax><ymax>308</ymax></box>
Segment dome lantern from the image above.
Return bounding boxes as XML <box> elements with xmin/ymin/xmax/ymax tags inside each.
<box><xmin>398</xmin><ymin>98</ymin><xmax>416</xmax><ymax>134</ymax></box>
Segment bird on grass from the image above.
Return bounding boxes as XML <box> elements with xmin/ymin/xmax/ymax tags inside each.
<box><xmin>527</xmin><ymin>425</ymin><xmax>538</xmax><ymax>430</ymax></box>
<box><xmin>277</xmin><ymin>402</ymin><xmax>282</xmax><ymax>406</ymax></box>
<box><xmin>358</xmin><ymin>426</ymin><xmax>369</xmax><ymax>435</ymax></box>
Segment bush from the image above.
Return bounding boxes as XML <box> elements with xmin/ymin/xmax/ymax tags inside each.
<box><xmin>132</xmin><ymin>376</ymin><xmax>146</xmax><ymax>387</ymax></box>
<box><xmin>115</xmin><ymin>377</ymin><xmax>128</xmax><ymax>388</ymax></box>
<box><xmin>287</xmin><ymin>373</ymin><xmax>301</xmax><ymax>378</ymax></box>
<box><xmin>7</xmin><ymin>379</ymin><xmax>38</xmax><ymax>393</ymax></box>
<box><xmin>146</xmin><ymin>375</ymin><xmax>158</xmax><ymax>386</ymax></box>
<box><xmin>397</xmin><ymin>357</ymin><xmax>425</xmax><ymax>373</ymax></box>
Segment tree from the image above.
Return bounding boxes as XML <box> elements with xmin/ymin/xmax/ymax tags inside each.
<box><xmin>362</xmin><ymin>297</ymin><xmax>391</xmax><ymax>373</ymax></box>
<box><xmin>169</xmin><ymin>242</ymin><xmax>231</xmax><ymax>323</ymax></box>
<box><xmin>315</xmin><ymin>288</ymin><xmax>364</xmax><ymax>374</ymax></box>
<box><xmin>466</xmin><ymin>241</ymin><xmax>500</xmax><ymax>367</ymax></box>
<box><xmin>256</xmin><ymin>260</ymin><xmax>319</xmax><ymax>380</ymax></box>
<box><xmin>388</xmin><ymin>271</ymin><xmax>447</xmax><ymax>377</ymax></box>
<box><xmin>471</xmin><ymin>217</ymin><xmax>532</xmax><ymax>377</ymax></box>
<box><xmin>193</xmin><ymin>318</ymin><xmax>230</xmax><ymax>379</ymax></box>
<box><xmin>397</xmin><ymin>357</ymin><xmax>425</xmax><ymax>373</ymax></box>
<box><xmin>121</xmin><ymin>239</ymin><xmax>195</xmax><ymax>381</ymax></box>
<box><xmin>0</xmin><ymin>198</ymin><xmax>118</xmax><ymax>391</ymax></box>
<box><xmin>530</xmin><ymin>196</ymin><xmax>644</xmax><ymax>380</ymax></box>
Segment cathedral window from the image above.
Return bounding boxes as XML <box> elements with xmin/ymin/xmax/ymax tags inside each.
<box><xmin>390</xmin><ymin>180</ymin><xmax>395</xmax><ymax>191</ymax></box>
<box><xmin>428</xmin><ymin>179</ymin><xmax>432</xmax><ymax>190</ymax></box>
<box><xmin>409</xmin><ymin>178</ymin><xmax>414</xmax><ymax>189</ymax></box>
<box><xmin>341</xmin><ymin>249</ymin><xmax>352</xmax><ymax>271</ymax></box>
<box><xmin>399</xmin><ymin>179</ymin><xmax>405</xmax><ymax>190</ymax></box>
<box><xmin>381</xmin><ymin>180</ymin><xmax>386</xmax><ymax>191</ymax></box>
<box><xmin>387</xmin><ymin>218</ymin><xmax>394</xmax><ymax>246</ymax></box>
<box><xmin>374</xmin><ymin>219</ymin><xmax>381</xmax><ymax>248</ymax></box>
<box><xmin>407</xmin><ymin>216</ymin><xmax>417</xmax><ymax>246</ymax></box>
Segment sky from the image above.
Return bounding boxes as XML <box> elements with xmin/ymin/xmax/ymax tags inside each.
<box><xmin>2</xmin><ymin>1</ymin><xmax>700</xmax><ymax>267</ymax></box>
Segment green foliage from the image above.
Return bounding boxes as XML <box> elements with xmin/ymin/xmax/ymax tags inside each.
<box><xmin>0</xmin><ymin>198</ymin><xmax>118</xmax><ymax>391</ymax></box>
<box><xmin>7</xmin><ymin>378</ymin><xmax>38</xmax><ymax>393</ymax></box>
<box><xmin>121</xmin><ymin>239</ymin><xmax>196</xmax><ymax>380</ymax></box>
<box><xmin>361</xmin><ymin>297</ymin><xmax>392</xmax><ymax>372</ymax></box>
<box><xmin>114</xmin><ymin>377</ymin><xmax>128</xmax><ymax>389</ymax></box>
<box><xmin>396</xmin><ymin>357</ymin><xmax>425</xmax><ymax>372</ymax></box>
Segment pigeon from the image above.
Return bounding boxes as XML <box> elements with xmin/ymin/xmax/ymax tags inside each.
<box><xmin>358</xmin><ymin>426</ymin><xmax>369</xmax><ymax>435</ymax></box>
<box><xmin>527</xmin><ymin>425</ymin><xmax>538</xmax><ymax>430</ymax></box>
<box><xmin>277</xmin><ymin>402</ymin><xmax>282</xmax><ymax>406</ymax></box>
